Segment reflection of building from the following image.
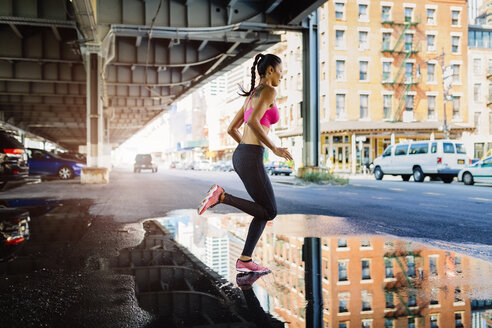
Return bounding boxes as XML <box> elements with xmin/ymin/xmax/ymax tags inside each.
<box><xmin>256</xmin><ymin>234</ymin><xmax>473</xmax><ymax>328</ymax></box>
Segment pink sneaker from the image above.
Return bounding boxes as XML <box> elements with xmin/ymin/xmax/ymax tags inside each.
<box><xmin>197</xmin><ymin>184</ymin><xmax>224</xmax><ymax>215</ymax></box>
<box><xmin>236</xmin><ymin>259</ymin><xmax>271</xmax><ymax>273</ymax></box>
<box><xmin>236</xmin><ymin>272</ymin><xmax>270</xmax><ymax>287</ymax></box>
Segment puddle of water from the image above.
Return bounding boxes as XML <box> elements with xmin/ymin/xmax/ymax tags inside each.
<box><xmin>154</xmin><ymin>210</ymin><xmax>492</xmax><ymax>328</ymax></box>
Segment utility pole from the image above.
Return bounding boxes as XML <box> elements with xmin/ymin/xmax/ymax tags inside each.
<box><xmin>440</xmin><ymin>49</ymin><xmax>452</xmax><ymax>139</ymax></box>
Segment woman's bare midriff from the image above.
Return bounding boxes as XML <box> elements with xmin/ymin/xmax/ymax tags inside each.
<box><xmin>241</xmin><ymin>123</ymin><xmax>269</xmax><ymax>146</ymax></box>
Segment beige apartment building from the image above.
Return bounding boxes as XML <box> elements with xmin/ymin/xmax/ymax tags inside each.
<box><xmin>277</xmin><ymin>0</ymin><xmax>474</xmax><ymax>173</ymax></box>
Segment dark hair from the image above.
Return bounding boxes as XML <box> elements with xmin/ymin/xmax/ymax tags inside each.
<box><xmin>238</xmin><ymin>53</ymin><xmax>282</xmax><ymax>97</ymax></box>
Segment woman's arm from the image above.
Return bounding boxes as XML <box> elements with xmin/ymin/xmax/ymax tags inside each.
<box><xmin>227</xmin><ymin>103</ymin><xmax>245</xmax><ymax>144</ymax></box>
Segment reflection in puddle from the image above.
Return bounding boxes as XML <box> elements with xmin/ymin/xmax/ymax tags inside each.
<box><xmin>157</xmin><ymin>210</ymin><xmax>492</xmax><ymax>328</ymax></box>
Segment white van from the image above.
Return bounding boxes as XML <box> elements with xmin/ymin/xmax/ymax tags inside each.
<box><xmin>373</xmin><ymin>140</ymin><xmax>469</xmax><ymax>183</ymax></box>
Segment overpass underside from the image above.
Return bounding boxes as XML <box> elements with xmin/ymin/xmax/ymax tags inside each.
<box><xmin>0</xmin><ymin>0</ymin><xmax>324</xmax><ymax>168</ymax></box>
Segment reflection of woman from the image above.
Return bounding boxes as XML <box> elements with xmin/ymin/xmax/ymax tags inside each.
<box><xmin>236</xmin><ymin>273</ymin><xmax>282</xmax><ymax>328</ymax></box>
<box><xmin>197</xmin><ymin>53</ymin><xmax>292</xmax><ymax>273</ymax></box>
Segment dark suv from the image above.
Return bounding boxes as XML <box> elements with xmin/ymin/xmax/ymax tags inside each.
<box><xmin>0</xmin><ymin>130</ymin><xmax>28</xmax><ymax>187</ymax></box>
<box><xmin>134</xmin><ymin>154</ymin><xmax>158</xmax><ymax>173</ymax></box>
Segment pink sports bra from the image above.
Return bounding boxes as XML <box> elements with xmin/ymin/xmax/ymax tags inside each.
<box><xmin>243</xmin><ymin>87</ymin><xmax>280</xmax><ymax>128</ymax></box>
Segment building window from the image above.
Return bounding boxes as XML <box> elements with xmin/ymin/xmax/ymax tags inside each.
<box><xmin>430</xmin><ymin>256</ymin><xmax>438</xmax><ymax>275</ymax></box>
<box><xmin>489</xmin><ymin>59</ymin><xmax>492</xmax><ymax>76</ymax></box>
<box><xmin>455</xmin><ymin>287</ymin><xmax>463</xmax><ymax>302</ymax></box>
<box><xmin>489</xmin><ymin>83</ymin><xmax>492</xmax><ymax>103</ymax></box>
<box><xmin>361</xmin><ymin>292</ymin><xmax>372</xmax><ymax>311</ymax></box>
<box><xmin>405</xmin><ymin>33</ymin><xmax>413</xmax><ymax>51</ymax></box>
<box><xmin>383</xmin><ymin>94</ymin><xmax>392</xmax><ymax>119</ymax></box>
<box><xmin>430</xmin><ymin>314</ymin><xmax>439</xmax><ymax>328</ymax></box>
<box><xmin>452</xmin><ymin>10</ymin><xmax>460</xmax><ymax>26</ymax></box>
<box><xmin>427</xmin><ymin>34</ymin><xmax>436</xmax><ymax>52</ymax></box>
<box><xmin>408</xmin><ymin>290</ymin><xmax>417</xmax><ymax>307</ymax></box>
<box><xmin>382</xmin><ymin>6</ymin><xmax>391</xmax><ymax>21</ymax></box>
<box><xmin>336</xmin><ymin>60</ymin><xmax>345</xmax><ymax>80</ymax></box>
<box><xmin>360</xmin><ymin>61</ymin><xmax>368</xmax><ymax>81</ymax></box>
<box><xmin>339</xmin><ymin>293</ymin><xmax>349</xmax><ymax>312</ymax></box>
<box><xmin>360</xmin><ymin>94</ymin><xmax>369</xmax><ymax>119</ymax></box>
<box><xmin>452</xmin><ymin>36</ymin><xmax>460</xmax><ymax>53</ymax></box>
<box><xmin>407</xmin><ymin>255</ymin><xmax>416</xmax><ymax>276</ymax></box>
<box><xmin>490</xmin><ymin>113</ymin><xmax>492</xmax><ymax>133</ymax></box>
<box><xmin>405</xmin><ymin>62</ymin><xmax>413</xmax><ymax>83</ymax></box>
<box><xmin>362</xmin><ymin>320</ymin><xmax>372</xmax><ymax>328</ymax></box>
<box><xmin>335</xmin><ymin>2</ymin><xmax>345</xmax><ymax>19</ymax></box>
<box><xmin>385</xmin><ymin>258</ymin><xmax>394</xmax><ymax>278</ymax></box>
<box><xmin>336</xmin><ymin>94</ymin><xmax>346</xmax><ymax>119</ymax></box>
<box><xmin>408</xmin><ymin>317</ymin><xmax>416</xmax><ymax>328</ymax></box>
<box><xmin>473</xmin><ymin>58</ymin><xmax>482</xmax><ymax>75</ymax></box>
<box><xmin>427</xmin><ymin>63</ymin><xmax>435</xmax><ymax>82</ymax></box>
<box><xmin>359</xmin><ymin>31</ymin><xmax>369</xmax><ymax>49</ymax></box>
<box><xmin>361</xmin><ymin>259</ymin><xmax>371</xmax><ymax>279</ymax></box>
<box><xmin>385</xmin><ymin>292</ymin><xmax>395</xmax><ymax>308</ymax></box>
<box><xmin>452</xmin><ymin>96</ymin><xmax>461</xmax><ymax>119</ymax></box>
<box><xmin>338</xmin><ymin>261</ymin><xmax>348</xmax><ymax>281</ymax></box>
<box><xmin>382</xmin><ymin>32</ymin><xmax>391</xmax><ymax>50</ymax></box>
<box><xmin>338</xmin><ymin>238</ymin><xmax>347</xmax><ymax>247</ymax></box>
<box><xmin>428</xmin><ymin>95</ymin><xmax>436</xmax><ymax>119</ymax></box>
<box><xmin>339</xmin><ymin>322</ymin><xmax>349</xmax><ymax>328</ymax></box>
<box><xmin>431</xmin><ymin>287</ymin><xmax>439</xmax><ymax>305</ymax></box>
<box><xmin>383</xmin><ymin>62</ymin><xmax>391</xmax><ymax>81</ymax></box>
<box><xmin>385</xmin><ymin>319</ymin><xmax>394</xmax><ymax>328</ymax></box>
<box><xmin>404</xmin><ymin>7</ymin><xmax>413</xmax><ymax>22</ymax></box>
<box><xmin>427</xmin><ymin>8</ymin><xmax>436</xmax><ymax>24</ymax></box>
<box><xmin>452</xmin><ymin>64</ymin><xmax>460</xmax><ymax>83</ymax></box>
<box><xmin>359</xmin><ymin>4</ymin><xmax>368</xmax><ymax>21</ymax></box>
<box><xmin>474</xmin><ymin>83</ymin><xmax>481</xmax><ymax>102</ymax></box>
<box><xmin>361</xmin><ymin>239</ymin><xmax>370</xmax><ymax>247</ymax></box>
<box><xmin>455</xmin><ymin>312</ymin><xmax>464</xmax><ymax>327</ymax></box>
<box><xmin>336</xmin><ymin>30</ymin><xmax>345</xmax><ymax>48</ymax></box>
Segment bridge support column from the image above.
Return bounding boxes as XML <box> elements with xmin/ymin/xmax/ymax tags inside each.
<box><xmin>301</xmin><ymin>10</ymin><xmax>320</xmax><ymax>168</ymax></box>
<box><xmin>82</xmin><ymin>51</ymin><xmax>109</xmax><ymax>184</ymax></box>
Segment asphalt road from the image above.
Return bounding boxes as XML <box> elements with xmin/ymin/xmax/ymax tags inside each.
<box><xmin>160</xmin><ymin>168</ymin><xmax>492</xmax><ymax>260</ymax></box>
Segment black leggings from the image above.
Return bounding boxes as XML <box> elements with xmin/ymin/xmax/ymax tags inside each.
<box><xmin>222</xmin><ymin>144</ymin><xmax>277</xmax><ymax>257</ymax></box>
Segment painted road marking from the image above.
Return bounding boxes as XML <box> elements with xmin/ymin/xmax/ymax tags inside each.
<box><xmin>469</xmin><ymin>197</ymin><xmax>492</xmax><ymax>202</ymax></box>
<box><xmin>339</xmin><ymin>191</ymin><xmax>358</xmax><ymax>195</ymax></box>
<box><xmin>419</xmin><ymin>203</ymin><xmax>448</xmax><ymax>208</ymax></box>
<box><xmin>389</xmin><ymin>188</ymin><xmax>405</xmax><ymax>192</ymax></box>
<box><xmin>424</xmin><ymin>192</ymin><xmax>443</xmax><ymax>196</ymax></box>
<box><xmin>372</xmin><ymin>196</ymin><xmax>392</xmax><ymax>200</ymax></box>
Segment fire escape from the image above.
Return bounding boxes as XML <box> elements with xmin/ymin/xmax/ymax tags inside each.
<box><xmin>382</xmin><ymin>14</ymin><xmax>421</xmax><ymax>121</ymax></box>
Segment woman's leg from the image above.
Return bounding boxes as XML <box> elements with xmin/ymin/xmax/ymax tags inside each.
<box><xmin>222</xmin><ymin>144</ymin><xmax>277</xmax><ymax>258</ymax></box>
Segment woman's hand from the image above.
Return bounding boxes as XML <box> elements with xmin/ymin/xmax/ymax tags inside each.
<box><xmin>273</xmin><ymin>146</ymin><xmax>293</xmax><ymax>161</ymax></box>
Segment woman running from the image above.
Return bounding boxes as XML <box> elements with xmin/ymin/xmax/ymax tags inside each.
<box><xmin>197</xmin><ymin>53</ymin><xmax>292</xmax><ymax>273</ymax></box>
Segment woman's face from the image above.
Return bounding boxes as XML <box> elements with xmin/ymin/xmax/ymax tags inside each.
<box><xmin>269</xmin><ymin>63</ymin><xmax>283</xmax><ymax>87</ymax></box>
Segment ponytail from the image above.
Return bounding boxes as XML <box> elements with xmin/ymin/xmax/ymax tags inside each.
<box><xmin>238</xmin><ymin>53</ymin><xmax>264</xmax><ymax>97</ymax></box>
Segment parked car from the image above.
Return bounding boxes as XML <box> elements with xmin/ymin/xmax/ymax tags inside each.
<box><xmin>195</xmin><ymin>160</ymin><xmax>211</xmax><ymax>171</ymax></box>
<box><xmin>56</xmin><ymin>151</ymin><xmax>86</xmax><ymax>163</ymax></box>
<box><xmin>134</xmin><ymin>154</ymin><xmax>157</xmax><ymax>173</ymax></box>
<box><xmin>265</xmin><ymin>162</ymin><xmax>293</xmax><ymax>176</ymax></box>
<box><xmin>0</xmin><ymin>130</ymin><xmax>29</xmax><ymax>187</ymax></box>
<box><xmin>458</xmin><ymin>156</ymin><xmax>492</xmax><ymax>185</ymax></box>
<box><xmin>0</xmin><ymin>207</ymin><xmax>30</xmax><ymax>246</ymax></box>
<box><xmin>26</xmin><ymin>148</ymin><xmax>85</xmax><ymax>180</ymax></box>
<box><xmin>373</xmin><ymin>140</ymin><xmax>469</xmax><ymax>183</ymax></box>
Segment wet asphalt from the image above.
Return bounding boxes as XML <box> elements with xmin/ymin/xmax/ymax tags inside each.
<box><xmin>0</xmin><ymin>166</ymin><xmax>490</xmax><ymax>327</ymax></box>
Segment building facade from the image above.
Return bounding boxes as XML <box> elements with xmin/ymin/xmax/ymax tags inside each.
<box><xmin>277</xmin><ymin>0</ymin><xmax>474</xmax><ymax>173</ymax></box>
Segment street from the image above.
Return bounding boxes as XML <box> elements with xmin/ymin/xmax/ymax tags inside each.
<box><xmin>164</xmin><ymin>168</ymin><xmax>492</xmax><ymax>260</ymax></box>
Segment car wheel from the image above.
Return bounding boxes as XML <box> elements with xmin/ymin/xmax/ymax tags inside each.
<box><xmin>374</xmin><ymin>166</ymin><xmax>383</xmax><ymax>180</ymax></box>
<box><xmin>413</xmin><ymin>167</ymin><xmax>424</xmax><ymax>182</ymax></box>
<box><xmin>442</xmin><ymin>176</ymin><xmax>454</xmax><ymax>184</ymax></box>
<box><xmin>401</xmin><ymin>175</ymin><xmax>410</xmax><ymax>181</ymax></box>
<box><xmin>58</xmin><ymin>166</ymin><xmax>74</xmax><ymax>180</ymax></box>
<box><xmin>463</xmin><ymin>172</ymin><xmax>474</xmax><ymax>185</ymax></box>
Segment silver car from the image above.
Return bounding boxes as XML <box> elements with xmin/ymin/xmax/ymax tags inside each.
<box><xmin>458</xmin><ymin>156</ymin><xmax>492</xmax><ymax>185</ymax></box>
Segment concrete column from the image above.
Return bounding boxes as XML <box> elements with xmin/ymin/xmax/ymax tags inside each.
<box><xmin>351</xmin><ymin>133</ymin><xmax>356</xmax><ymax>174</ymax></box>
<box><xmin>83</xmin><ymin>51</ymin><xmax>109</xmax><ymax>184</ymax></box>
<box><xmin>391</xmin><ymin>133</ymin><xmax>396</xmax><ymax>145</ymax></box>
<box><xmin>301</xmin><ymin>10</ymin><xmax>320</xmax><ymax>167</ymax></box>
